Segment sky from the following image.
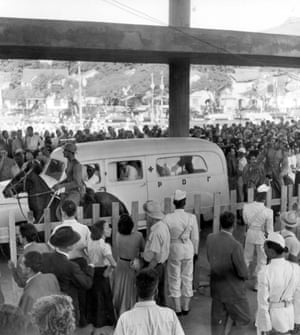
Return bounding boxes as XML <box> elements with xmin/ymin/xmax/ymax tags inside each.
<box><xmin>0</xmin><ymin>0</ymin><xmax>300</xmax><ymax>32</ymax></box>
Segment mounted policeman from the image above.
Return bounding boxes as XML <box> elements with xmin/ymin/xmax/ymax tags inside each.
<box><xmin>52</xmin><ymin>142</ymin><xmax>85</xmax><ymax>207</ymax></box>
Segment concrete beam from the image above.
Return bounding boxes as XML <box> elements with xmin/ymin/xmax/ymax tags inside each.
<box><xmin>0</xmin><ymin>18</ymin><xmax>300</xmax><ymax>67</ymax></box>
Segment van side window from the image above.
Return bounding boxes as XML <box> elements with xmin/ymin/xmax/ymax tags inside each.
<box><xmin>156</xmin><ymin>155</ymin><xmax>207</xmax><ymax>176</ymax></box>
<box><xmin>109</xmin><ymin>160</ymin><xmax>143</xmax><ymax>181</ymax></box>
<box><xmin>82</xmin><ymin>163</ymin><xmax>101</xmax><ymax>190</ymax></box>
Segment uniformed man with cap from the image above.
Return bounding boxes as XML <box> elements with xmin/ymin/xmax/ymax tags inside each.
<box><xmin>256</xmin><ymin>232</ymin><xmax>300</xmax><ymax>335</ymax></box>
<box><xmin>143</xmin><ymin>200</ymin><xmax>170</xmax><ymax>307</ymax></box>
<box><xmin>164</xmin><ymin>190</ymin><xmax>199</xmax><ymax>315</ymax></box>
<box><xmin>52</xmin><ymin>142</ymin><xmax>84</xmax><ymax>207</ymax></box>
<box><xmin>280</xmin><ymin>211</ymin><xmax>300</xmax><ymax>263</ymax></box>
<box><xmin>243</xmin><ymin>184</ymin><xmax>274</xmax><ymax>290</ymax></box>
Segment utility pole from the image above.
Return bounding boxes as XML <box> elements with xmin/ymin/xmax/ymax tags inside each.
<box><xmin>78</xmin><ymin>61</ymin><xmax>83</xmax><ymax>128</ymax></box>
<box><xmin>150</xmin><ymin>72</ymin><xmax>155</xmax><ymax>122</ymax></box>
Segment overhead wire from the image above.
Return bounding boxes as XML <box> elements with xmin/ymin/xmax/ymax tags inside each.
<box><xmin>101</xmin><ymin>0</ymin><xmax>280</xmax><ymax>67</ymax></box>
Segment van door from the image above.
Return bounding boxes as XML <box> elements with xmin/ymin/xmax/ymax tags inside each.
<box><xmin>105</xmin><ymin>158</ymin><xmax>148</xmax><ymax>227</ymax></box>
<box><xmin>147</xmin><ymin>153</ymin><xmax>217</xmax><ymax>219</ymax></box>
<box><xmin>146</xmin><ymin>155</ymin><xmax>189</xmax><ymax>210</ymax></box>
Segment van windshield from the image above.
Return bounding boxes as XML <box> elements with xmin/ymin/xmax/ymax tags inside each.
<box><xmin>44</xmin><ymin>159</ymin><xmax>65</xmax><ymax>181</ymax></box>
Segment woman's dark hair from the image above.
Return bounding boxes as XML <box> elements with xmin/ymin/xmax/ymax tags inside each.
<box><xmin>90</xmin><ymin>220</ymin><xmax>106</xmax><ymax>241</ymax></box>
<box><xmin>19</xmin><ymin>223</ymin><xmax>39</xmax><ymax>242</ymax></box>
<box><xmin>265</xmin><ymin>241</ymin><xmax>287</xmax><ymax>255</ymax></box>
<box><xmin>118</xmin><ymin>214</ymin><xmax>134</xmax><ymax>235</ymax></box>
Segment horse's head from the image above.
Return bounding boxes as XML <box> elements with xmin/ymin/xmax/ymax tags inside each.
<box><xmin>2</xmin><ymin>160</ymin><xmax>42</xmax><ymax>198</ymax></box>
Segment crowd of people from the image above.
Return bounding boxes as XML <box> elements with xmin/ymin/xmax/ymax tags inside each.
<box><xmin>1</xmin><ymin>183</ymin><xmax>300</xmax><ymax>334</ymax></box>
<box><xmin>1</xmin><ymin>119</ymin><xmax>300</xmax><ymax>334</ymax></box>
<box><xmin>0</xmin><ymin>119</ymin><xmax>299</xmax><ymax>197</ymax></box>
<box><xmin>1</xmin><ymin>189</ymin><xmax>197</xmax><ymax>335</ymax></box>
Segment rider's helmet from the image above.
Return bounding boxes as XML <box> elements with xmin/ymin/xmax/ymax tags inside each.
<box><xmin>64</xmin><ymin>142</ymin><xmax>77</xmax><ymax>154</ymax></box>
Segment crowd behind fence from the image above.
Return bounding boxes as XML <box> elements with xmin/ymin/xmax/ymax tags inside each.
<box><xmin>3</xmin><ymin>185</ymin><xmax>300</xmax><ymax>267</ymax></box>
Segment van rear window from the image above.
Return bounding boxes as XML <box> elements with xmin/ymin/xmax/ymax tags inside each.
<box><xmin>156</xmin><ymin>155</ymin><xmax>207</xmax><ymax>176</ymax></box>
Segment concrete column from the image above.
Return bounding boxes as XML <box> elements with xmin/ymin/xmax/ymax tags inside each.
<box><xmin>168</xmin><ymin>0</ymin><xmax>191</xmax><ymax>137</ymax></box>
<box><xmin>169</xmin><ymin>0</ymin><xmax>191</xmax><ymax>27</ymax></box>
<box><xmin>169</xmin><ymin>61</ymin><xmax>190</xmax><ymax>137</ymax></box>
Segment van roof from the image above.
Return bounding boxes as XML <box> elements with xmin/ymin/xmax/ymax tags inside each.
<box><xmin>51</xmin><ymin>137</ymin><xmax>224</xmax><ymax>161</ymax></box>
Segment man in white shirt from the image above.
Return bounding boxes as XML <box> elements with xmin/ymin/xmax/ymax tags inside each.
<box><xmin>114</xmin><ymin>268</ymin><xmax>185</xmax><ymax>335</ymax></box>
<box><xmin>51</xmin><ymin>200</ymin><xmax>90</xmax><ymax>259</ymax></box>
<box><xmin>243</xmin><ymin>184</ymin><xmax>273</xmax><ymax>290</ymax></box>
<box><xmin>25</xmin><ymin>126</ymin><xmax>44</xmax><ymax>152</ymax></box>
<box><xmin>280</xmin><ymin>210</ymin><xmax>300</xmax><ymax>263</ymax></box>
<box><xmin>256</xmin><ymin>232</ymin><xmax>300</xmax><ymax>335</ymax></box>
<box><xmin>143</xmin><ymin>200</ymin><xmax>170</xmax><ymax>306</ymax></box>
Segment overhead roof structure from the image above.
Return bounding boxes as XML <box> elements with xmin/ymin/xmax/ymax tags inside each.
<box><xmin>0</xmin><ymin>17</ymin><xmax>300</xmax><ymax>68</ymax></box>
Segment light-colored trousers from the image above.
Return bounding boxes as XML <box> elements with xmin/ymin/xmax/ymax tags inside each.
<box><xmin>244</xmin><ymin>242</ymin><xmax>266</xmax><ymax>277</ymax></box>
<box><xmin>167</xmin><ymin>258</ymin><xmax>193</xmax><ymax>298</ymax></box>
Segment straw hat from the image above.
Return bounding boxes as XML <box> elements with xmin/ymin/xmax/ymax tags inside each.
<box><xmin>143</xmin><ymin>200</ymin><xmax>164</xmax><ymax>220</ymax></box>
<box><xmin>280</xmin><ymin>211</ymin><xmax>300</xmax><ymax>228</ymax></box>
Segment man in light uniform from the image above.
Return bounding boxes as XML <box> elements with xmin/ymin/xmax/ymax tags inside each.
<box><xmin>243</xmin><ymin>184</ymin><xmax>273</xmax><ymax>290</ymax></box>
<box><xmin>164</xmin><ymin>190</ymin><xmax>199</xmax><ymax>315</ymax></box>
<box><xmin>143</xmin><ymin>200</ymin><xmax>170</xmax><ymax>307</ymax></box>
<box><xmin>256</xmin><ymin>232</ymin><xmax>300</xmax><ymax>335</ymax></box>
<box><xmin>280</xmin><ymin>211</ymin><xmax>300</xmax><ymax>263</ymax></box>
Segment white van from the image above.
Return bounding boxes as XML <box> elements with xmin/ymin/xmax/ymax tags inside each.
<box><xmin>40</xmin><ymin>137</ymin><xmax>229</xmax><ymax>227</ymax></box>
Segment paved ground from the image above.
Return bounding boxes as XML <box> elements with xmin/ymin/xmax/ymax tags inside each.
<box><xmin>0</xmin><ymin>223</ymin><xmax>258</xmax><ymax>335</ymax></box>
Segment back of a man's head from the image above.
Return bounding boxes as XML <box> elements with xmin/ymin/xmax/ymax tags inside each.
<box><xmin>136</xmin><ymin>268</ymin><xmax>159</xmax><ymax>300</ymax></box>
<box><xmin>61</xmin><ymin>200</ymin><xmax>77</xmax><ymax>217</ymax></box>
<box><xmin>24</xmin><ymin>251</ymin><xmax>42</xmax><ymax>273</ymax></box>
<box><xmin>0</xmin><ymin>304</ymin><xmax>28</xmax><ymax>335</ymax></box>
<box><xmin>220</xmin><ymin>211</ymin><xmax>235</xmax><ymax>230</ymax></box>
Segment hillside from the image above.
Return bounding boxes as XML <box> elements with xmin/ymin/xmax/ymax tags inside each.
<box><xmin>264</xmin><ymin>17</ymin><xmax>300</xmax><ymax>36</ymax></box>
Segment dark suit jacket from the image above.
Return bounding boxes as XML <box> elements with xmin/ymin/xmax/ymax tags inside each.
<box><xmin>41</xmin><ymin>252</ymin><xmax>94</xmax><ymax>323</ymax></box>
<box><xmin>18</xmin><ymin>273</ymin><xmax>60</xmax><ymax>315</ymax></box>
<box><xmin>206</xmin><ymin>231</ymin><xmax>248</xmax><ymax>302</ymax></box>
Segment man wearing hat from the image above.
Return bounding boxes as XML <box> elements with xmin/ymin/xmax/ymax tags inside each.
<box><xmin>164</xmin><ymin>190</ymin><xmax>199</xmax><ymax>316</ymax></box>
<box><xmin>41</xmin><ymin>226</ymin><xmax>94</xmax><ymax>325</ymax></box>
<box><xmin>143</xmin><ymin>200</ymin><xmax>170</xmax><ymax>307</ymax></box>
<box><xmin>256</xmin><ymin>232</ymin><xmax>300</xmax><ymax>335</ymax></box>
<box><xmin>280</xmin><ymin>211</ymin><xmax>300</xmax><ymax>263</ymax></box>
<box><xmin>243</xmin><ymin>184</ymin><xmax>274</xmax><ymax>291</ymax></box>
<box><xmin>52</xmin><ymin>142</ymin><xmax>84</xmax><ymax>207</ymax></box>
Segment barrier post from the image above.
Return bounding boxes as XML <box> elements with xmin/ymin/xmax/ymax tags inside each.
<box><xmin>112</xmin><ymin>202</ymin><xmax>119</xmax><ymax>260</ymax></box>
<box><xmin>230</xmin><ymin>190</ymin><xmax>237</xmax><ymax>216</ymax></box>
<box><xmin>92</xmin><ymin>203</ymin><xmax>100</xmax><ymax>225</ymax></box>
<box><xmin>131</xmin><ymin>201</ymin><xmax>139</xmax><ymax>232</ymax></box>
<box><xmin>213</xmin><ymin>192</ymin><xmax>221</xmax><ymax>233</ymax></box>
<box><xmin>77</xmin><ymin>206</ymin><xmax>84</xmax><ymax>224</ymax></box>
<box><xmin>288</xmin><ymin>184</ymin><xmax>294</xmax><ymax>211</ymax></box>
<box><xmin>164</xmin><ymin>197</ymin><xmax>172</xmax><ymax>214</ymax></box>
<box><xmin>8</xmin><ymin>211</ymin><xmax>19</xmax><ymax>303</ymax></box>
<box><xmin>44</xmin><ymin>208</ymin><xmax>51</xmax><ymax>242</ymax></box>
<box><xmin>247</xmin><ymin>188</ymin><xmax>254</xmax><ymax>203</ymax></box>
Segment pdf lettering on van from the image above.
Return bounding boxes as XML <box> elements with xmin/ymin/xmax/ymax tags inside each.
<box><xmin>39</xmin><ymin>138</ymin><xmax>229</xmax><ymax>227</ymax></box>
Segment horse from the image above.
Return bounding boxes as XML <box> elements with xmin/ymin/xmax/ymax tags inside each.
<box><xmin>2</xmin><ymin>160</ymin><xmax>128</xmax><ymax>223</ymax></box>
